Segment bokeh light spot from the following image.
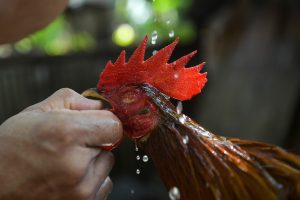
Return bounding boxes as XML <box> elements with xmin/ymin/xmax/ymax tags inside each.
<box><xmin>113</xmin><ymin>24</ymin><xmax>135</xmax><ymax>47</ymax></box>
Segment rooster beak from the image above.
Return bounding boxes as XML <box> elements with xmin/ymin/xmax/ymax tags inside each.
<box><xmin>82</xmin><ymin>88</ymin><xmax>120</xmax><ymax>151</ymax></box>
<box><xmin>81</xmin><ymin>88</ymin><xmax>109</xmax><ymax>102</ymax></box>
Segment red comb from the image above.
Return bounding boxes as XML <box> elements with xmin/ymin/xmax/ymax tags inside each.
<box><xmin>97</xmin><ymin>36</ymin><xmax>207</xmax><ymax>100</ymax></box>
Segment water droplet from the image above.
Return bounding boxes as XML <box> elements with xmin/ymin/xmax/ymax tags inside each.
<box><xmin>136</xmin><ymin>169</ymin><xmax>141</xmax><ymax>174</ymax></box>
<box><xmin>130</xmin><ymin>189</ymin><xmax>135</xmax><ymax>194</ymax></box>
<box><xmin>174</xmin><ymin>73</ymin><xmax>179</xmax><ymax>79</ymax></box>
<box><xmin>182</xmin><ymin>135</ymin><xmax>189</xmax><ymax>144</ymax></box>
<box><xmin>166</xmin><ymin>19</ymin><xmax>171</xmax><ymax>25</ymax></box>
<box><xmin>151</xmin><ymin>31</ymin><xmax>158</xmax><ymax>45</ymax></box>
<box><xmin>176</xmin><ymin>101</ymin><xmax>183</xmax><ymax>114</ymax></box>
<box><xmin>135</xmin><ymin>142</ymin><xmax>139</xmax><ymax>151</ymax></box>
<box><xmin>169</xmin><ymin>187</ymin><xmax>180</xmax><ymax>200</ymax></box>
<box><xmin>179</xmin><ymin>115</ymin><xmax>187</xmax><ymax>124</ymax></box>
<box><xmin>152</xmin><ymin>50</ymin><xmax>158</xmax><ymax>55</ymax></box>
<box><xmin>136</xmin><ymin>155</ymin><xmax>140</xmax><ymax>160</ymax></box>
<box><xmin>142</xmin><ymin>155</ymin><xmax>149</xmax><ymax>162</ymax></box>
<box><xmin>169</xmin><ymin>30</ymin><xmax>175</xmax><ymax>38</ymax></box>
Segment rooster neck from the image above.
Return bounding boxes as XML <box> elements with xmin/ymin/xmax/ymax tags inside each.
<box><xmin>138</xmin><ymin>85</ymin><xmax>300</xmax><ymax>200</ymax></box>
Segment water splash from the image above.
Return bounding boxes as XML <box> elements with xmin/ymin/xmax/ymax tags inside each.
<box><xmin>169</xmin><ymin>30</ymin><xmax>175</xmax><ymax>38</ymax></box>
<box><xmin>142</xmin><ymin>155</ymin><xmax>149</xmax><ymax>162</ymax></box>
<box><xmin>169</xmin><ymin>187</ymin><xmax>180</xmax><ymax>200</ymax></box>
<box><xmin>142</xmin><ymin>85</ymin><xmax>284</xmax><ymax>196</ymax></box>
<box><xmin>179</xmin><ymin>115</ymin><xmax>187</xmax><ymax>124</ymax></box>
<box><xmin>151</xmin><ymin>31</ymin><xmax>158</xmax><ymax>45</ymax></box>
<box><xmin>136</xmin><ymin>155</ymin><xmax>140</xmax><ymax>160</ymax></box>
<box><xmin>182</xmin><ymin>135</ymin><xmax>189</xmax><ymax>144</ymax></box>
<box><xmin>136</xmin><ymin>169</ymin><xmax>141</xmax><ymax>175</ymax></box>
<box><xmin>135</xmin><ymin>141</ymin><xmax>139</xmax><ymax>152</ymax></box>
<box><xmin>176</xmin><ymin>101</ymin><xmax>183</xmax><ymax>114</ymax></box>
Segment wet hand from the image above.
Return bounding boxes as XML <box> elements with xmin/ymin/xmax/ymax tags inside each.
<box><xmin>0</xmin><ymin>88</ymin><xmax>123</xmax><ymax>200</ymax></box>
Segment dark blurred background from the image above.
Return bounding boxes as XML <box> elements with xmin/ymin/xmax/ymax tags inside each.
<box><xmin>0</xmin><ymin>0</ymin><xmax>300</xmax><ymax>199</ymax></box>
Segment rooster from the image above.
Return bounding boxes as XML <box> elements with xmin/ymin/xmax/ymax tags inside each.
<box><xmin>82</xmin><ymin>36</ymin><xmax>300</xmax><ymax>200</ymax></box>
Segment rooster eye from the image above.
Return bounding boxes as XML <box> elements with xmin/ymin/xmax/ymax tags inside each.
<box><xmin>138</xmin><ymin>108</ymin><xmax>150</xmax><ymax>115</ymax></box>
<box><xmin>121</xmin><ymin>92</ymin><xmax>136</xmax><ymax>104</ymax></box>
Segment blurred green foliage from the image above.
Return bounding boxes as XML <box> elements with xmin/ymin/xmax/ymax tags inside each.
<box><xmin>13</xmin><ymin>16</ymin><xmax>95</xmax><ymax>56</ymax></box>
<box><xmin>113</xmin><ymin>0</ymin><xmax>196</xmax><ymax>46</ymax></box>
<box><xmin>0</xmin><ymin>0</ymin><xmax>196</xmax><ymax>57</ymax></box>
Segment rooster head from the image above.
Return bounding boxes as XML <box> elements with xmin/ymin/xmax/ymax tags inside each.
<box><xmin>83</xmin><ymin>36</ymin><xmax>207</xmax><ymax>140</ymax></box>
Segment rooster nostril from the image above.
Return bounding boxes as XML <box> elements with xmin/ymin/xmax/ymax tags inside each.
<box><xmin>137</xmin><ymin>108</ymin><xmax>150</xmax><ymax>115</ymax></box>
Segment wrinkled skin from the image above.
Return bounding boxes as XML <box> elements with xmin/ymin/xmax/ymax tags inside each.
<box><xmin>0</xmin><ymin>88</ymin><xmax>123</xmax><ymax>200</ymax></box>
<box><xmin>102</xmin><ymin>85</ymin><xmax>159</xmax><ymax>139</ymax></box>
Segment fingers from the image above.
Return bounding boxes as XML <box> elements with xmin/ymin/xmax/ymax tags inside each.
<box><xmin>73</xmin><ymin>110</ymin><xmax>123</xmax><ymax>148</ymax></box>
<box><xmin>24</xmin><ymin>88</ymin><xmax>102</xmax><ymax>112</ymax></box>
<box><xmin>43</xmin><ymin>109</ymin><xmax>123</xmax><ymax>148</ymax></box>
<box><xmin>76</xmin><ymin>151</ymin><xmax>114</xmax><ymax>200</ymax></box>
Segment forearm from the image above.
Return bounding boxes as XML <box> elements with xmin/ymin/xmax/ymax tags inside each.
<box><xmin>0</xmin><ymin>0</ymin><xmax>68</xmax><ymax>44</ymax></box>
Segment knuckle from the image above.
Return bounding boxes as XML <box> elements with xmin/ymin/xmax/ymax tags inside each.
<box><xmin>43</xmin><ymin>111</ymin><xmax>75</xmax><ymax>145</ymax></box>
<box><xmin>60</xmin><ymin>159</ymin><xmax>86</xmax><ymax>184</ymax></box>
<box><xmin>56</xmin><ymin>131</ymin><xmax>74</xmax><ymax>146</ymax></box>
<box><xmin>56</xmin><ymin>88</ymin><xmax>76</xmax><ymax>99</ymax></box>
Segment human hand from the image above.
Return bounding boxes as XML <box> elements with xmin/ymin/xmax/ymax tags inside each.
<box><xmin>0</xmin><ymin>88</ymin><xmax>123</xmax><ymax>200</ymax></box>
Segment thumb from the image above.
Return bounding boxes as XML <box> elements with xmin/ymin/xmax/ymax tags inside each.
<box><xmin>74</xmin><ymin>110</ymin><xmax>124</xmax><ymax>148</ymax></box>
<box><xmin>42</xmin><ymin>109</ymin><xmax>123</xmax><ymax>148</ymax></box>
<box><xmin>24</xmin><ymin>88</ymin><xmax>102</xmax><ymax>112</ymax></box>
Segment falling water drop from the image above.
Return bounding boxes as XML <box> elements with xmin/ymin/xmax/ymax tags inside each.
<box><xmin>136</xmin><ymin>169</ymin><xmax>141</xmax><ymax>174</ymax></box>
<box><xmin>135</xmin><ymin>142</ymin><xmax>139</xmax><ymax>152</ymax></box>
<box><xmin>179</xmin><ymin>115</ymin><xmax>187</xmax><ymax>124</ymax></box>
<box><xmin>176</xmin><ymin>101</ymin><xmax>183</xmax><ymax>114</ymax></box>
<box><xmin>169</xmin><ymin>187</ymin><xmax>180</xmax><ymax>200</ymax></box>
<box><xmin>136</xmin><ymin>155</ymin><xmax>140</xmax><ymax>160</ymax></box>
<box><xmin>130</xmin><ymin>189</ymin><xmax>135</xmax><ymax>194</ymax></box>
<box><xmin>182</xmin><ymin>135</ymin><xmax>189</xmax><ymax>144</ymax></box>
<box><xmin>142</xmin><ymin>155</ymin><xmax>149</xmax><ymax>162</ymax></box>
<box><xmin>151</xmin><ymin>31</ymin><xmax>158</xmax><ymax>45</ymax></box>
<box><xmin>169</xmin><ymin>30</ymin><xmax>175</xmax><ymax>38</ymax></box>
<box><xmin>152</xmin><ymin>50</ymin><xmax>158</xmax><ymax>55</ymax></box>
